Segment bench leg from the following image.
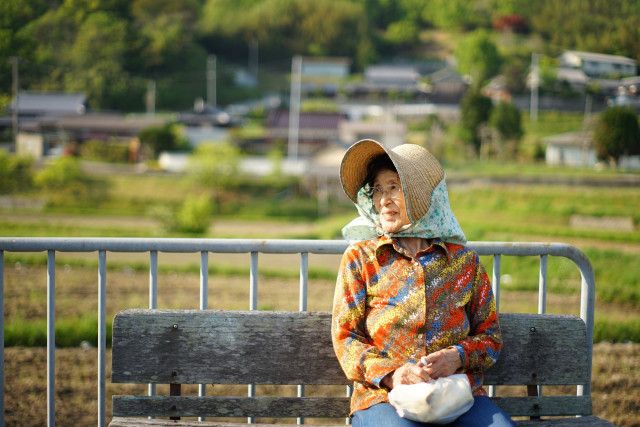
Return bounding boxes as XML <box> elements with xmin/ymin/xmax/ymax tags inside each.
<box><xmin>170</xmin><ymin>383</ymin><xmax>181</xmax><ymax>421</ymax></box>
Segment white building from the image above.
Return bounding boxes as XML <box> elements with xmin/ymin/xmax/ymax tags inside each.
<box><xmin>544</xmin><ymin>132</ymin><xmax>597</xmax><ymax>167</ymax></box>
<box><xmin>559</xmin><ymin>51</ymin><xmax>637</xmax><ymax>78</ymax></box>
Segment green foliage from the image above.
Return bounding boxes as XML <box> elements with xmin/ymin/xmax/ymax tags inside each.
<box><xmin>529</xmin><ymin>0</ymin><xmax>640</xmax><ymax>61</ymax></box>
<box><xmin>421</xmin><ymin>0</ymin><xmax>491</xmax><ymax>30</ymax></box>
<box><xmin>0</xmin><ymin>150</ymin><xmax>34</xmax><ymax>193</ymax></box>
<box><xmin>594</xmin><ymin>318</ymin><xmax>640</xmax><ymax>343</ymax></box>
<box><xmin>34</xmin><ymin>156</ymin><xmax>108</xmax><ymax>205</ymax></box>
<box><xmin>593</xmin><ymin>107</ymin><xmax>640</xmax><ymax>165</ymax></box>
<box><xmin>187</xmin><ymin>142</ymin><xmax>241</xmax><ymax>191</ymax></box>
<box><xmin>460</xmin><ymin>90</ymin><xmax>493</xmax><ymax>153</ymax></box>
<box><xmin>79</xmin><ymin>140</ymin><xmax>130</xmax><ymax>163</ymax></box>
<box><xmin>138</xmin><ymin>123</ymin><xmax>189</xmax><ymax>157</ymax></box>
<box><xmin>455</xmin><ymin>30</ymin><xmax>503</xmax><ymax>87</ymax></box>
<box><xmin>173</xmin><ymin>194</ymin><xmax>213</xmax><ymax>234</ymax></box>
<box><xmin>200</xmin><ymin>0</ymin><xmax>375</xmax><ymax>68</ymax></box>
<box><xmin>383</xmin><ymin>20</ymin><xmax>420</xmax><ymax>48</ymax></box>
<box><xmin>489</xmin><ymin>102</ymin><xmax>523</xmax><ymax>141</ymax></box>
<box><xmin>5</xmin><ymin>316</ymin><xmax>112</xmax><ymax>347</ymax></box>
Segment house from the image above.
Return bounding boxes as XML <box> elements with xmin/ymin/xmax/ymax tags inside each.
<box><xmin>339</xmin><ymin>118</ymin><xmax>406</xmax><ymax>148</ymax></box>
<box><xmin>559</xmin><ymin>51</ymin><xmax>637</xmax><ymax>78</ymax></box>
<box><xmin>482</xmin><ymin>75</ymin><xmax>511</xmax><ymax>103</ymax></box>
<box><xmin>544</xmin><ymin>131</ymin><xmax>597</xmax><ymax>167</ymax></box>
<box><xmin>427</xmin><ymin>67</ymin><xmax>468</xmax><ymax>103</ymax></box>
<box><xmin>299</xmin><ymin>57</ymin><xmax>351</xmax><ymax>96</ymax></box>
<box><xmin>265</xmin><ymin>110</ymin><xmax>347</xmax><ymax>156</ymax></box>
<box><xmin>543</xmin><ymin>131</ymin><xmax>640</xmax><ymax>169</ymax></box>
<box><xmin>9</xmin><ymin>91</ymin><xmax>87</xmax><ymax>118</ymax></box>
<box><xmin>16</xmin><ymin>113</ymin><xmax>166</xmax><ymax>159</ymax></box>
<box><xmin>345</xmin><ymin>65</ymin><xmax>428</xmax><ymax>99</ymax></box>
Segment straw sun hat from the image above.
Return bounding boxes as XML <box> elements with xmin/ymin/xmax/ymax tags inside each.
<box><xmin>339</xmin><ymin>139</ymin><xmax>444</xmax><ymax>223</ymax></box>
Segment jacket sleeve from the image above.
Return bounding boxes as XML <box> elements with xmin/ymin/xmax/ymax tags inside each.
<box><xmin>453</xmin><ymin>255</ymin><xmax>503</xmax><ymax>372</ymax></box>
<box><xmin>331</xmin><ymin>247</ymin><xmax>398</xmax><ymax>387</ymax></box>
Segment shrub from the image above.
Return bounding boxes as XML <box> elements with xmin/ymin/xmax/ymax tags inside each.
<box><xmin>0</xmin><ymin>150</ymin><xmax>34</xmax><ymax>193</ymax></box>
<box><xmin>173</xmin><ymin>195</ymin><xmax>213</xmax><ymax>234</ymax></box>
<box><xmin>138</xmin><ymin>123</ymin><xmax>190</xmax><ymax>157</ymax></box>
<box><xmin>80</xmin><ymin>139</ymin><xmax>130</xmax><ymax>163</ymax></box>
<box><xmin>34</xmin><ymin>156</ymin><xmax>108</xmax><ymax>206</ymax></box>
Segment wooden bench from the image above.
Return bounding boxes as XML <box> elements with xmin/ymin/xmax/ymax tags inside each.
<box><xmin>109</xmin><ymin>309</ymin><xmax>612</xmax><ymax>426</ymax></box>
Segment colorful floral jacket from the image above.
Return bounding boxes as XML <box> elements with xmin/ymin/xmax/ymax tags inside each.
<box><xmin>331</xmin><ymin>236</ymin><xmax>502</xmax><ymax>414</ymax></box>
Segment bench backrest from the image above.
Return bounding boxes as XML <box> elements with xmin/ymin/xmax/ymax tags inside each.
<box><xmin>111</xmin><ymin>309</ymin><xmax>591</xmax><ymax>420</ymax></box>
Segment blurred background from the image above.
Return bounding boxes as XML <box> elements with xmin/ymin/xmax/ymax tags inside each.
<box><xmin>1</xmin><ymin>0</ymin><xmax>639</xmax><ymax>425</ymax></box>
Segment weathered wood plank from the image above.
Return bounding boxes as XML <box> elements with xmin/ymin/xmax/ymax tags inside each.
<box><xmin>112</xmin><ymin>395</ymin><xmax>592</xmax><ymax>419</ymax></box>
<box><xmin>108</xmin><ymin>417</ymin><xmax>345</xmax><ymax>427</ymax></box>
<box><xmin>112</xmin><ymin>310</ymin><xmax>588</xmax><ymax>386</ymax></box>
<box><xmin>517</xmin><ymin>416</ymin><xmax>614</xmax><ymax>427</ymax></box>
<box><xmin>112</xmin><ymin>396</ymin><xmax>350</xmax><ymax>418</ymax></box>
<box><xmin>108</xmin><ymin>415</ymin><xmax>613</xmax><ymax>427</ymax></box>
<box><xmin>112</xmin><ymin>310</ymin><xmax>345</xmax><ymax>385</ymax></box>
<box><xmin>485</xmin><ymin>313</ymin><xmax>589</xmax><ymax>385</ymax></box>
<box><xmin>493</xmin><ymin>396</ymin><xmax>591</xmax><ymax>417</ymax></box>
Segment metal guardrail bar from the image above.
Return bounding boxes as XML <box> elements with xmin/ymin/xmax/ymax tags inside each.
<box><xmin>0</xmin><ymin>238</ymin><xmax>597</xmax><ymax>426</ymax></box>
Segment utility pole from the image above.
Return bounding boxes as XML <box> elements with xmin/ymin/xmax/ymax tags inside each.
<box><xmin>207</xmin><ymin>54</ymin><xmax>216</xmax><ymax>108</ymax></box>
<box><xmin>530</xmin><ymin>53</ymin><xmax>539</xmax><ymax>122</ymax></box>
<box><xmin>10</xmin><ymin>56</ymin><xmax>19</xmax><ymax>150</ymax></box>
<box><xmin>288</xmin><ymin>55</ymin><xmax>302</xmax><ymax>161</ymax></box>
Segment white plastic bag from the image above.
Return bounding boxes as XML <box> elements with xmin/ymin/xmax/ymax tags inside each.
<box><xmin>387</xmin><ymin>374</ymin><xmax>474</xmax><ymax>424</ymax></box>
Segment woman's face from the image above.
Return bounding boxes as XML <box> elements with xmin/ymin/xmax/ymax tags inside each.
<box><xmin>372</xmin><ymin>169</ymin><xmax>411</xmax><ymax>233</ymax></box>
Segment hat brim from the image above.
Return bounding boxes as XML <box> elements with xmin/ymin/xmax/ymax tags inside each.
<box><xmin>339</xmin><ymin>139</ymin><xmax>388</xmax><ymax>203</ymax></box>
<box><xmin>340</xmin><ymin>139</ymin><xmax>444</xmax><ymax>223</ymax></box>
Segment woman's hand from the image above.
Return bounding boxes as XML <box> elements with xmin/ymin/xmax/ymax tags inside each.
<box><xmin>419</xmin><ymin>347</ymin><xmax>463</xmax><ymax>379</ymax></box>
<box><xmin>381</xmin><ymin>363</ymin><xmax>431</xmax><ymax>390</ymax></box>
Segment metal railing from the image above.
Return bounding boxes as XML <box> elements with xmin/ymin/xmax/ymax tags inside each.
<box><xmin>0</xmin><ymin>238</ymin><xmax>596</xmax><ymax>427</ymax></box>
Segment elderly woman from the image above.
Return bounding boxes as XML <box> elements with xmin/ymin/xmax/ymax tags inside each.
<box><xmin>332</xmin><ymin>140</ymin><xmax>514</xmax><ymax>426</ymax></box>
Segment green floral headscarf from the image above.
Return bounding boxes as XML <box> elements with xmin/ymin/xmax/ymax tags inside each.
<box><xmin>341</xmin><ymin>176</ymin><xmax>466</xmax><ymax>245</ymax></box>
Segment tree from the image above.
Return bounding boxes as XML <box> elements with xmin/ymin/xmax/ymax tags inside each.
<box><xmin>490</xmin><ymin>102</ymin><xmax>523</xmax><ymax>141</ymax></box>
<box><xmin>187</xmin><ymin>141</ymin><xmax>241</xmax><ymax>193</ymax></box>
<box><xmin>460</xmin><ymin>90</ymin><xmax>493</xmax><ymax>154</ymax></box>
<box><xmin>488</xmin><ymin>101</ymin><xmax>523</xmax><ymax>158</ymax></box>
<box><xmin>138</xmin><ymin>123</ymin><xmax>189</xmax><ymax>157</ymax></box>
<box><xmin>454</xmin><ymin>30</ymin><xmax>503</xmax><ymax>87</ymax></box>
<box><xmin>593</xmin><ymin>106</ymin><xmax>640</xmax><ymax>166</ymax></box>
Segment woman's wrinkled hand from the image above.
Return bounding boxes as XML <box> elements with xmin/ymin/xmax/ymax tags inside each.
<box><xmin>381</xmin><ymin>363</ymin><xmax>431</xmax><ymax>390</ymax></box>
<box><xmin>419</xmin><ymin>347</ymin><xmax>463</xmax><ymax>379</ymax></box>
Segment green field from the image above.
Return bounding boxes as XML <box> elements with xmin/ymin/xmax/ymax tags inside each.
<box><xmin>2</xmin><ymin>163</ymin><xmax>640</xmax><ymax>343</ymax></box>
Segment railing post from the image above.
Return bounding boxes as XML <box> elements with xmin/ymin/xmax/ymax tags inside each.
<box><xmin>0</xmin><ymin>250</ymin><xmax>4</xmax><ymax>427</ymax></box>
<box><xmin>148</xmin><ymin>251</ymin><xmax>158</xmax><ymax>399</ymax></box>
<box><xmin>98</xmin><ymin>251</ymin><xmax>107</xmax><ymax>427</ymax></box>
<box><xmin>248</xmin><ymin>251</ymin><xmax>258</xmax><ymax>424</ymax></box>
<box><xmin>489</xmin><ymin>254</ymin><xmax>501</xmax><ymax>398</ymax></box>
<box><xmin>537</xmin><ymin>255</ymin><xmax>548</xmax><ymax>397</ymax></box>
<box><xmin>199</xmin><ymin>251</ymin><xmax>208</xmax><ymax>422</ymax></box>
<box><xmin>47</xmin><ymin>250</ymin><xmax>56</xmax><ymax>427</ymax></box>
<box><xmin>297</xmin><ymin>252</ymin><xmax>308</xmax><ymax>425</ymax></box>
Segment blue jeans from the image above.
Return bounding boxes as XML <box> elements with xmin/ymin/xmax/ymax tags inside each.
<box><xmin>351</xmin><ymin>397</ymin><xmax>516</xmax><ymax>427</ymax></box>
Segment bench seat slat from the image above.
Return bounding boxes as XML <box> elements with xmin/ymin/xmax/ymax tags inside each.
<box><xmin>108</xmin><ymin>416</ymin><xmax>613</xmax><ymax>427</ymax></box>
<box><xmin>493</xmin><ymin>396</ymin><xmax>591</xmax><ymax>417</ymax></box>
<box><xmin>112</xmin><ymin>396</ymin><xmax>350</xmax><ymax>418</ymax></box>
<box><xmin>111</xmin><ymin>310</ymin><xmax>588</xmax><ymax>386</ymax></box>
